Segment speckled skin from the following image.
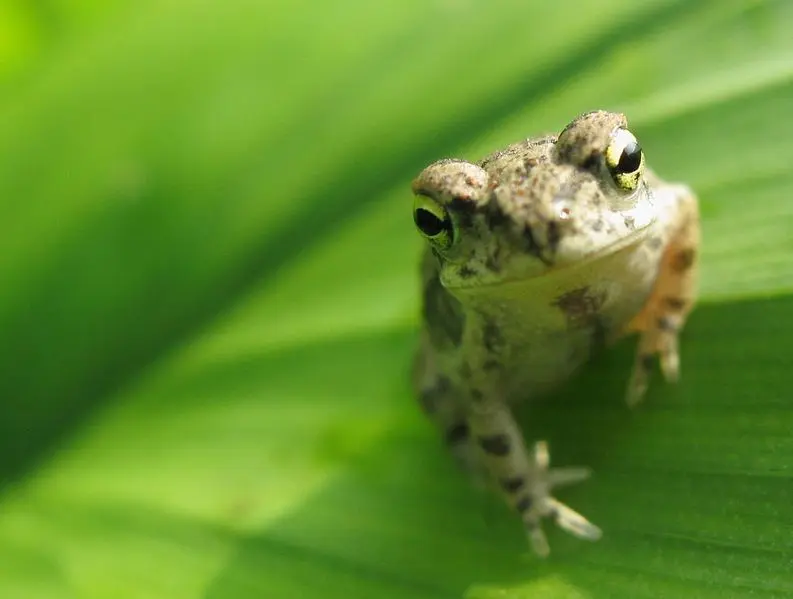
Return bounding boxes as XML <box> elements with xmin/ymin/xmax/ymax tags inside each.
<box><xmin>411</xmin><ymin>111</ymin><xmax>700</xmax><ymax>557</ymax></box>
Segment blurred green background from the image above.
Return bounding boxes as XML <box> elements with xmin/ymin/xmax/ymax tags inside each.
<box><xmin>1</xmin><ymin>0</ymin><xmax>792</xmax><ymax>597</ymax></box>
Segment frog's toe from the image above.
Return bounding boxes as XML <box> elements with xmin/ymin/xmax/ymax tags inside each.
<box><xmin>520</xmin><ymin>442</ymin><xmax>600</xmax><ymax>557</ymax></box>
<box><xmin>659</xmin><ymin>334</ymin><xmax>680</xmax><ymax>383</ymax></box>
<box><xmin>523</xmin><ymin>497</ymin><xmax>601</xmax><ymax>558</ymax></box>
<box><xmin>531</xmin><ymin>440</ymin><xmax>593</xmax><ymax>494</ymax></box>
<box><xmin>548</xmin><ymin>466</ymin><xmax>592</xmax><ymax>488</ymax></box>
<box><xmin>548</xmin><ymin>497</ymin><xmax>603</xmax><ymax>540</ymax></box>
<box><xmin>625</xmin><ymin>365</ymin><xmax>650</xmax><ymax>407</ymax></box>
<box><xmin>626</xmin><ymin>324</ymin><xmax>683</xmax><ymax>406</ymax></box>
<box><xmin>527</xmin><ymin>524</ymin><xmax>550</xmax><ymax>558</ymax></box>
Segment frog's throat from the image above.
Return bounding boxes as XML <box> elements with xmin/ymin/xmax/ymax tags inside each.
<box><xmin>443</xmin><ymin>225</ymin><xmax>653</xmax><ymax>292</ymax></box>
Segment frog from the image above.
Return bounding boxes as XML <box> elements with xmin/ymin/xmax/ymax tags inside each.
<box><xmin>410</xmin><ymin>110</ymin><xmax>700</xmax><ymax>557</ymax></box>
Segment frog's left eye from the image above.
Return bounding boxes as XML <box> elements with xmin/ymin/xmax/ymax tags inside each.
<box><xmin>605</xmin><ymin>128</ymin><xmax>644</xmax><ymax>191</ymax></box>
<box><xmin>413</xmin><ymin>194</ymin><xmax>454</xmax><ymax>249</ymax></box>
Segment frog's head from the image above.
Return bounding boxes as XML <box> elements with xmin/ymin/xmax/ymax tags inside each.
<box><xmin>411</xmin><ymin>110</ymin><xmax>657</xmax><ymax>290</ymax></box>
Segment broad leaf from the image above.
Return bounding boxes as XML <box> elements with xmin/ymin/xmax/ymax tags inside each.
<box><xmin>1</xmin><ymin>1</ymin><xmax>792</xmax><ymax>598</ymax></box>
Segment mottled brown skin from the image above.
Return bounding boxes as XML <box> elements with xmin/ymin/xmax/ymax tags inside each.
<box><xmin>411</xmin><ymin>111</ymin><xmax>700</xmax><ymax>557</ymax></box>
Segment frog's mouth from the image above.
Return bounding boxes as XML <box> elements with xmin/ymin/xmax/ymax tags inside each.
<box><xmin>551</xmin><ymin>200</ymin><xmax>658</xmax><ymax>268</ymax></box>
<box><xmin>443</xmin><ymin>218</ymin><xmax>656</xmax><ymax>292</ymax></box>
<box><xmin>552</xmin><ymin>221</ymin><xmax>655</xmax><ymax>271</ymax></box>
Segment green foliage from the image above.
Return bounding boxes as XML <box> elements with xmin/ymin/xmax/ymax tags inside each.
<box><xmin>1</xmin><ymin>0</ymin><xmax>792</xmax><ymax>597</ymax></box>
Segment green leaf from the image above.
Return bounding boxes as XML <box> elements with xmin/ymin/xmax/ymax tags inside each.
<box><xmin>1</xmin><ymin>0</ymin><xmax>792</xmax><ymax>598</ymax></box>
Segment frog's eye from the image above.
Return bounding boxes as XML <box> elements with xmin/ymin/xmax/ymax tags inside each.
<box><xmin>605</xmin><ymin>128</ymin><xmax>644</xmax><ymax>191</ymax></box>
<box><xmin>413</xmin><ymin>194</ymin><xmax>454</xmax><ymax>249</ymax></box>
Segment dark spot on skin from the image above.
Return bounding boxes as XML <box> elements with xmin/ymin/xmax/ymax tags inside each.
<box><xmin>447</xmin><ymin>195</ymin><xmax>478</xmax><ymax>229</ymax></box>
<box><xmin>423</xmin><ymin>273</ymin><xmax>465</xmax><ymax>348</ymax></box>
<box><xmin>591</xmin><ymin>219</ymin><xmax>604</xmax><ymax>232</ymax></box>
<box><xmin>671</xmin><ymin>248</ymin><xmax>696</xmax><ymax>272</ymax></box>
<box><xmin>458</xmin><ymin>264</ymin><xmax>477</xmax><ymax>279</ymax></box>
<box><xmin>664</xmin><ymin>296</ymin><xmax>687</xmax><ymax>311</ymax></box>
<box><xmin>515</xmin><ymin>496</ymin><xmax>533</xmax><ymax>514</ymax></box>
<box><xmin>485</xmin><ymin>197</ymin><xmax>509</xmax><ymax>228</ymax></box>
<box><xmin>445</xmin><ymin>422</ymin><xmax>470</xmax><ymax>445</ymax></box>
<box><xmin>581</xmin><ymin>152</ymin><xmax>599</xmax><ymax>170</ymax></box>
<box><xmin>647</xmin><ymin>236</ymin><xmax>663</xmax><ymax>250</ymax></box>
<box><xmin>449</xmin><ymin>196</ymin><xmax>478</xmax><ymax>215</ymax></box>
<box><xmin>640</xmin><ymin>354</ymin><xmax>655</xmax><ymax>371</ymax></box>
<box><xmin>482</xmin><ymin>320</ymin><xmax>503</xmax><ymax>353</ymax></box>
<box><xmin>457</xmin><ymin>211</ymin><xmax>475</xmax><ymax>230</ymax></box>
<box><xmin>552</xmin><ymin>287</ymin><xmax>606</xmax><ymax>329</ymax></box>
<box><xmin>657</xmin><ymin>316</ymin><xmax>677</xmax><ymax>331</ymax></box>
<box><xmin>525</xmin><ymin>157</ymin><xmax>538</xmax><ymax>169</ymax></box>
<box><xmin>500</xmin><ymin>477</ymin><xmax>525</xmax><ymax>493</ymax></box>
<box><xmin>477</xmin><ymin>434</ymin><xmax>510</xmax><ymax>456</ymax></box>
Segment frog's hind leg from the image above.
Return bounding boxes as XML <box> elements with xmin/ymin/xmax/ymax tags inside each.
<box><xmin>624</xmin><ymin>184</ymin><xmax>700</xmax><ymax>406</ymax></box>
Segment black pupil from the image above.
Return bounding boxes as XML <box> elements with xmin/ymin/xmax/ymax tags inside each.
<box><xmin>414</xmin><ymin>208</ymin><xmax>446</xmax><ymax>237</ymax></box>
<box><xmin>617</xmin><ymin>140</ymin><xmax>642</xmax><ymax>173</ymax></box>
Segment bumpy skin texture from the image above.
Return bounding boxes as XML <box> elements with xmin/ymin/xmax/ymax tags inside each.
<box><xmin>411</xmin><ymin>110</ymin><xmax>700</xmax><ymax>557</ymax></box>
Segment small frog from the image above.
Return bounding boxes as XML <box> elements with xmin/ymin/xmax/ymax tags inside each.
<box><xmin>411</xmin><ymin>110</ymin><xmax>699</xmax><ymax>557</ymax></box>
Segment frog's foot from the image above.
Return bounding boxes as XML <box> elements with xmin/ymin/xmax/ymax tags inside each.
<box><xmin>624</xmin><ymin>185</ymin><xmax>700</xmax><ymax>407</ymax></box>
<box><xmin>517</xmin><ymin>441</ymin><xmax>602</xmax><ymax>557</ymax></box>
<box><xmin>625</xmin><ymin>314</ymin><xmax>683</xmax><ymax>407</ymax></box>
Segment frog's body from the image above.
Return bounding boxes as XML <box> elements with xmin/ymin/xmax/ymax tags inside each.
<box><xmin>411</xmin><ymin>111</ymin><xmax>700</xmax><ymax>556</ymax></box>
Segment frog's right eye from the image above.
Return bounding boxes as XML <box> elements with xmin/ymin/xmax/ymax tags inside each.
<box><xmin>413</xmin><ymin>194</ymin><xmax>454</xmax><ymax>249</ymax></box>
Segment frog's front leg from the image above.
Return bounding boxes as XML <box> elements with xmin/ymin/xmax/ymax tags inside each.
<box><xmin>461</xmin><ymin>333</ymin><xmax>601</xmax><ymax>557</ymax></box>
<box><xmin>625</xmin><ymin>184</ymin><xmax>700</xmax><ymax>406</ymax></box>
<box><xmin>413</xmin><ymin>334</ymin><xmax>482</xmax><ymax>476</ymax></box>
